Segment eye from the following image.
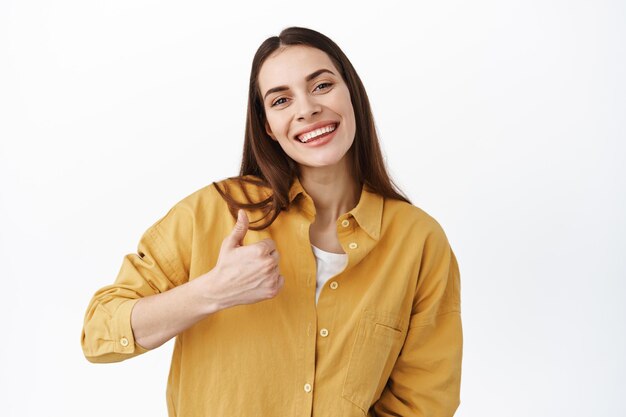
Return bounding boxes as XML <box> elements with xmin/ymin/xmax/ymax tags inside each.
<box><xmin>271</xmin><ymin>97</ymin><xmax>288</xmax><ymax>107</ymax></box>
<box><xmin>314</xmin><ymin>82</ymin><xmax>333</xmax><ymax>92</ymax></box>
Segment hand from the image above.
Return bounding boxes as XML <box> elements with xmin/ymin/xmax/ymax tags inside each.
<box><xmin>204</xmin><ymin>209</ymin><xmax>285</xmax><ymax>309</ymax></box>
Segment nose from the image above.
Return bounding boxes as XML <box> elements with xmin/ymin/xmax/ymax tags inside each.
<box><xmin>296</xmin><ymin>94</ymin><xmax>321</xmax><ymax>120</ymax></box>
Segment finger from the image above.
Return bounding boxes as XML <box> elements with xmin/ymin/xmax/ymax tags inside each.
<box><xmin>255</xmin><ymin>238</ymin><xmax>276</xmax><ymax>256</ymax></box>
<box><xmin>225</xmin><ymin>209</ymin><xmax>249</xmax><ymax>248</ymax></box>
<box><xmin>276</xmin><ymin>275</ymin><xmax>285</xmax><ymax>289</ymax></box>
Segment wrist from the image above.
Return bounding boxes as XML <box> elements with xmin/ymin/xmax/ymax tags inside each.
<box><xmin>191</xmin><ymin>268</ymin><xmax>229</xmax><ymax>315</ymax></box>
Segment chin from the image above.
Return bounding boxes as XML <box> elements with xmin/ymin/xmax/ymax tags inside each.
<box><xmin>298</xmin><ymin>156</ymin><xmax>350</xmax><ymax>170</ymax></box>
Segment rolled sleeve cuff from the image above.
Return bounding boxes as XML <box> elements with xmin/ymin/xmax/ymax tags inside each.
<box><xmin>112</xmin><ymin>298</ymin><xmax>148</xmax><ymax>355</ymax></box>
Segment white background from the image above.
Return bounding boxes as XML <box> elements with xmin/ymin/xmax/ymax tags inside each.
<box><xmin>1</xmin><ymin>1</ymin><xmax>625</xmax><ymax>416</ymax></box>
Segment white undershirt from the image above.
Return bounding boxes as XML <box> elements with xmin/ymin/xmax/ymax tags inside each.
<box><xmin>311</xmin><ymin>244</ymin><xmax>348</xmax><ymax>304</ymax></box>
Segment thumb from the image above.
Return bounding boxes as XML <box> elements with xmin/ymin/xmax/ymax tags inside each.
<box><xmin>227</xmin><ymin>209</ymin><xmax>249</xmax><ymax>247</ymax></box>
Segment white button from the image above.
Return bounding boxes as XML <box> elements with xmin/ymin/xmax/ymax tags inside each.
<box><xmin>348</xmin><ymin>242</ymin><xmax>358</xmax><ymax>249</ymax></box>
<box><xmin>119</xmin><ymin>337</ymin><xmax>129</xmax><ymax>347</ymax></box>
<box><xmin>320</xmin><ymin>328</ymin><xmax>329</xmax><ymax>337</ymax></box>
<box><xmin>304</xmin><ymin>383</ymin><xmax>312</xmax><ymax>393</ymax></box>
<box><xmin>341</xmin><ymin>219</ymin><xmax>350</xmax><ymax>227</ymax></box>
<box><xmin>330</xmin><ymin>281</ymin><xmax>338</xmax><ymax>290</ymax></box>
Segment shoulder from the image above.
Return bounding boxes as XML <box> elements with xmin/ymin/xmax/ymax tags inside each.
<box><xmin>131</xmin><ymin>175</ymin><xmax>270</xmax><ymax>250</ymax></box>
<box><xmin>152</xmin><ymin>175</ymin><xmax>271</xmax><ymax>231</ymax></box>
<box><xmin>171</xmin><ymin>174</ymin><xmax>270</xmax><ymax>212</ymax></box>
<box><xmin>212</xmin><ymin>174</ymin><xmax>273</xmax><ymax>202</ymax></box>
<box><xmin>383</xmin><ymin>197</ymin><xmax>450</xmax><ymax>245</ymax></box>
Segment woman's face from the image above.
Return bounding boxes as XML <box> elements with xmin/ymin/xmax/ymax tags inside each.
<box><xmin>258</xmin><ymin>45</ymin><xmax>356</xmax><ymax>171</ymax></box>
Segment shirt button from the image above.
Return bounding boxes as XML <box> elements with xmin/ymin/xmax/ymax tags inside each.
<box><xmin>348</xmin><ymin>242</ymin><xmax>358</xmax><ymax>250</ymax></box>
<box><xmin>330</xmin><ymin>281</ymin><xmax>338</xmax><ymax>290</ymax></box>
<box><xmin>341</xmin><ymin>219</ymin><xmax>350</xmax><ymax>227</ymax></box>
<box><xmin>320</xmin><ymin>328</ymin><xmax>329</xmax><ymax>337</ymax></box>
<box><xmin>119</xmin><ymin>337</ymin><xmax>129</xmax><ymax>347</ymax></box>
<box><xmin>304</xmin><ymin>383</ymin><xmax>312</xmax><ymax>393</ymax></box>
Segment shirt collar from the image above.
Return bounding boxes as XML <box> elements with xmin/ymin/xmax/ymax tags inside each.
<box><xmin>288</xmin><ymin>176</ymin><xmax>306</xmax><ymax>204</ymax></box>
<box><xmin>288</xmin><ymin>176</ymin><xmax>383</xmax><ymax>241</ymax></box>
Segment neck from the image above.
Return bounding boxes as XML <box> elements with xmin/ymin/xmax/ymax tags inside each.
<box><xmin>299</xmin><ymin>158</ymin><xmax>361</xmax><ymax>225</ymax></box>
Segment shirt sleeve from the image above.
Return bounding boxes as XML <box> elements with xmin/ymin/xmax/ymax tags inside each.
<box><xmin>81</xmin><ymin>204</ymin><xmax>192</xmax><ymax>363</ymax></box>
<box><xmin>372</xmin><ymin>224</ymin><xmax>463</xmax><ymax>417</ymax></box>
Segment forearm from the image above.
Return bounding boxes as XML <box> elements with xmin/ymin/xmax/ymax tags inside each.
<box><xmin>130</xmin><ymin>270</ymin><xmax>222</xmax><ymax>350</ymax></box>
<box><xmin>92</xmin><ymin>209</ymin><xmax>283</xmax><ymax>355</ymax></box>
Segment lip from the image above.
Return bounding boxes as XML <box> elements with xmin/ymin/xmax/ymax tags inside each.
<box><xmin>297</xmin><ymin>126</ymin><xmax>337</xmax><ymax>147</ymax></box>
<box><xmin>292</xmin><ymin>121</ymin><xmax>340</xmax><ymax>141</ymax></box>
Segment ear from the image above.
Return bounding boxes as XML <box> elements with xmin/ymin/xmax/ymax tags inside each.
<box><xmin>265</xmin><ymin>121</ymin><xmax>277</xmax><ymax>141</ymax></box>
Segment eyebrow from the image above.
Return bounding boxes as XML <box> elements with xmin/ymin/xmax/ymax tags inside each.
<box><xmin>263</xmin><ymin>68</ymin><xmax>336</xmax><ymax>100</ymax></box>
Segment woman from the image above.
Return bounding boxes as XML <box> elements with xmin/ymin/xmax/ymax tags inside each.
<box><xmin>82</xmin><ymin>26</ymin><xmax>462</xmax><ymax>417</ymax></box>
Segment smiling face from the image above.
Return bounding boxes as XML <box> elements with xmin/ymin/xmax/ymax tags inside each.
<box><xmin>258</xmin><ymin>45</ymin><xmax>356</xmax><ymax>172</ymax></box>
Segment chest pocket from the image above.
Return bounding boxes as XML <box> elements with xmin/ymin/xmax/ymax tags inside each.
<box><xmin>342</xmin><ymin>310</ymin><xmax>406</xmax><ymax>414</ymax></box>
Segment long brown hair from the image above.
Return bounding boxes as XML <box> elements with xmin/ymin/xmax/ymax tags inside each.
<box><xmin>214</xmin><ymin>26</ymin><xmax>412</xmax><ymax>230</ymax></box>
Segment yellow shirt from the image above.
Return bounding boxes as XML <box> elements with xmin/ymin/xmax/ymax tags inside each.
<box><xmin>81</xmin><ymin>175</ymin><xmax>462</xmax><ymax>417</ymax></box>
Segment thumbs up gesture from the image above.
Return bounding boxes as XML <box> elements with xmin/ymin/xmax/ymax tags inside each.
<box><xmin>207</xmin><ymin>209</ymin><xmax>285</xmax><ymax>309</ymax></box>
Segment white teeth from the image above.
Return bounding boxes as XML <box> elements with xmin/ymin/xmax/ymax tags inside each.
<box><xmin>297</xmin><ymin>124</ymin><xmax>336</xmax><ymax>143</ymax></box>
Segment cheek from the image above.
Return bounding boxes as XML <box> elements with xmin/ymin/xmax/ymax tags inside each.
<box><xmin>343</xmin><ymin>101</ymin><xmax>356</xmax><ymax>133</ymax></box>
<box><xmin>267</xmin><ymin>115</ymin><xmax>288</xmax><ymax>138</ymax></box>
<box><xmin>337</xmin><ymin>91</ymin><xmax>356</xmax><ymax>126</ymax></box>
